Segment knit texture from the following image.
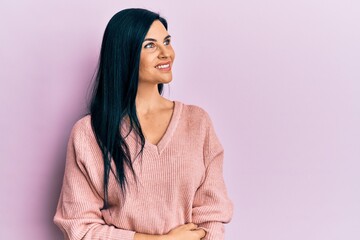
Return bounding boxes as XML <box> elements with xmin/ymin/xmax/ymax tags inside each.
<box><xmin>54</xmin><ymin>100</ymin><xmax>233</xmax><ymax>240</ymax></box>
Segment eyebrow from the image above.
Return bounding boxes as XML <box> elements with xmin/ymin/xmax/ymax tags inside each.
<box><xmin>143</xmin><ymin>35</ymin><xmax>171</xmax><ymax>42</ymax></box>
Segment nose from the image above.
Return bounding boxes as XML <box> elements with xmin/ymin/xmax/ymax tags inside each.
<box><xmin>158</xmin><ymin>44</ymin><xmax>170</xmax><ymax>59</ymax></box>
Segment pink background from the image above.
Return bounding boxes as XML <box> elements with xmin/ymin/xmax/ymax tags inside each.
<box><xmin>1</xmin><ymin>0</ymin><xmax>360</xmax><ymax>239</ymax></box>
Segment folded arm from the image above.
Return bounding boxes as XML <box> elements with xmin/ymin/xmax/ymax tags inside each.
<box><xmin>192</xmin><ymin>112</ymin><xmax>234</xmax><ymax>240</ymax></box>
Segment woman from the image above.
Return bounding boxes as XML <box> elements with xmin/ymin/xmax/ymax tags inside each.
<box><xmin>54</xmin><ymin>8</ymin><xmax>233</xmax><ymax>240</ymax></box>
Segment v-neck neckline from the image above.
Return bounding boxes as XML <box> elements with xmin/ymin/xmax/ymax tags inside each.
<box><xmin>122</xmin><ymin>100</ymin><xmax>182</xmax><ymax>156</ymax></box>
<box><xmin>144</xmin><ymin>100</ymin><xmax>181</xmax><ymax>155</ymax></box>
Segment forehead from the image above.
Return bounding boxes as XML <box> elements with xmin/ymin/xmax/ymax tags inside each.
<box><xmin>145</xmin><ymin>20</ymin><xmax>168</xmax><ymax>38</ymax></box>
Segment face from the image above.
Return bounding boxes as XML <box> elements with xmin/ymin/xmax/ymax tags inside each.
<box><xmin>138</xmin><ymin>20</ymin><xmax>175</xmax><ymax>85</ymax></box>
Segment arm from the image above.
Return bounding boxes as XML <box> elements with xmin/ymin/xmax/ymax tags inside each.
<box><xmin>53</xmin><ymin>122</ymin><xmax>137</xmax><ymax>240</ymax></box>
<box><xmin>134</xmin><ymin>234</ymin><xmax>166</xmax><ymax>240</ymax></box>
<box><xmin>134</xmin><ymin>224</ymin><xmax>205</xmax><ymax>240</ymax></box>
<box><xmin>192</xmin><ymin>112</ymin><xmax>234</xmax><ymax>240</ymax></box>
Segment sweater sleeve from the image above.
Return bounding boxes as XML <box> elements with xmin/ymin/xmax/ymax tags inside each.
<box><xmin>192</xmin><ymin>112</ymin><xmax>234</xmax><ymax>240</ymax></box>
<box><xmin>53</xmin><ymin>121</ymin><xmax>136</xmax><ymax>240</ymax></box>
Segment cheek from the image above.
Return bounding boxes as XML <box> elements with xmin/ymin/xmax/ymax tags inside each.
<box><xmin>139</xmin><ymin>57</ymin><xmax>153</xmax><ymax>73</ymax></box>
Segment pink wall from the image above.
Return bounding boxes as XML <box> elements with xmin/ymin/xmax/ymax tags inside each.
<box><xmin>1</xmin><ymin>0</ymin><xmax>359</xmax><ymax>239</ymax></box>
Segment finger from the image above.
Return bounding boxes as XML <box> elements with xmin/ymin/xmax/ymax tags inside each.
<box><xmin>193</xmin><ymin>228</ymin><xmax>206</xmax><ymax>238</ymax></box>
<box><xmin>184</xmin><ymin>223</ymin><xmax>198</xmax><ymax>230</ymax></box>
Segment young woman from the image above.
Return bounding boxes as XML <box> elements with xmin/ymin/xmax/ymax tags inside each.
<box><xmin>54</xmin><ymin>8</ymin><xmax>233</xmax><ymax>240</ymax></box>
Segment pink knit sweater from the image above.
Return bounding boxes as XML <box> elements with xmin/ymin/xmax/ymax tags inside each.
<box><xmin>54</xmin><ymin>100</ymin><xmax>233</xmax><ymax>240</ymax></box>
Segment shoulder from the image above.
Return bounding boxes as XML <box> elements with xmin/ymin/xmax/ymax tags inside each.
<box><xmin>69</xmin><ymin>114</ymin><xmax>93</xmax><ymax>141</ymax></box>
<box><xmin>178</xmin><ymin>101</ymin><xmax>212</xmax><ymax>125</ymax></box>
<box><xmin>178</xmin><ymin>101</ymin><xmax>224</xmax><ymax>155</ymax></box>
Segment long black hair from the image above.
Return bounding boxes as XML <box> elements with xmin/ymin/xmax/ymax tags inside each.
<box><xmin>85</xmin><ymin>8</ymin><xmax>168</xmax><ymax>209</ymax></box>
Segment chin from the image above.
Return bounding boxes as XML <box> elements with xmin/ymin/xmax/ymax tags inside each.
<box><xmin>161</xmin><ymin>78</ymin><xmax>173</xmax><ymax>84</ymax></box>
<box><xmin>157</xmin><ymin>75</ymin><xmax>172</xmax><ymax>84</ymax></box>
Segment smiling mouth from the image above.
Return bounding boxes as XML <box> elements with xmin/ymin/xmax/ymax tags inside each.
<box><xmin>155</xmin><ymin>62</ymin><xmax>171</xmax><ymax>71</ymax></box>
<box><xmin>155</xmin><ymin>63</ymin><xmax>170</xmax><ymax>69</ymax></box>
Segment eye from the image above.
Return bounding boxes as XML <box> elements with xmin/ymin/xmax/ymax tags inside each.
<box><xmin>144</xmin><ymin>42</ymin><xmax>156</xmax><ymax>49</ymax></box>
<box><xmin>164</xmin><ymin>38</ymin><xmax>171</xmax><ymax>45</ymax></box>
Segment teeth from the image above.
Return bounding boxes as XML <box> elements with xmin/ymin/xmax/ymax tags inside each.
<box><xmin>156</xmin><ymin>64</ymin><xmax>170</xmax><ymax>69</ymax></box>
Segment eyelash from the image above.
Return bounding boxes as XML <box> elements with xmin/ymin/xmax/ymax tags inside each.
<box><xmin>144</xmin><ymin>39</ymin><xmax>171</xmax><ymax>49</ymax></box>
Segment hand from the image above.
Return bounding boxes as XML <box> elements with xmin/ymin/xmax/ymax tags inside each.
<box><xmin>164</xmin><ymin>223</ymin><xmax>206</xmax><ymax>240</ymax></box>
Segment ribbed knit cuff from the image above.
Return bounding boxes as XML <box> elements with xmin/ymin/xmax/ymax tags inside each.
<box><xmin>198</xmin><ymin>222</ymin><xmax>224</xmax><ymax>240</ymax></box>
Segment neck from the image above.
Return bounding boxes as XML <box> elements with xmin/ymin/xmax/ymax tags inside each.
<box><xmin>135</xmin><ymin>82</ymin><xmax>165</xmax><ymax>115</ymax></box>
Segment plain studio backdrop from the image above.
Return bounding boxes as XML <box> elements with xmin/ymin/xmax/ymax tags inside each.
<box><xmin>1</xmin><ymin>0</ymin><xmax>359</xmax><ymax>239</ymax></box>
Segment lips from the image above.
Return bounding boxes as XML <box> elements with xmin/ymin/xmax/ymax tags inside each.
<box><xmin>155</xmin><ymin>61</ymin><xmax>171</xmax><ymax>69</ymax></box>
